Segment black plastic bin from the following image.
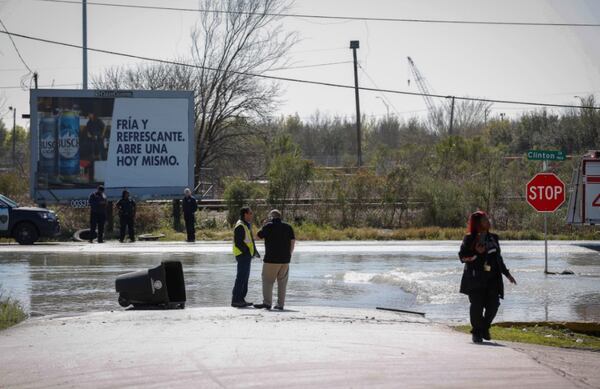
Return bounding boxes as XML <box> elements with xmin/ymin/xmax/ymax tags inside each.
<box><xmin>115</xmin><ymin>260</ymin><xmax>186</xmax><ymax>309</ymax></box>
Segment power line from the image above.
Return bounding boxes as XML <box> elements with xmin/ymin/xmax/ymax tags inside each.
<box><xmin>358</xmin><ymin>63</ymin><xmax>402</xmax><ymax>117</ymax></box>
<box><xmin>32</xmin><ymin>0</ymin><xmax>600</xmax><ymax>28</ymax></box>
<box><xmin>0</xmin><ymin>17</ymin><xmax>34</xmax><ymax>74</ymax></box>
<box><xmin>267</xmin><ymin>60</ymin><xmax>352</xmax><ymax>72</ymax></box>
<box><xmin>0</xmin><ymin>83</ymin><xmax>79</xmax><ymax>90</ymax></box>
<box><xmin>0</xmin><ymin>29</ymin><xmax>598</xmax><ymax>111</ymax></box>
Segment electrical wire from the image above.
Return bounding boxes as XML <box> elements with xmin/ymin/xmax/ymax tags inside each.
<box><xmin>266</xmin><ymin>60</ymin><xmax>352</xmax><ymax>72</ymax></box>
<box><xmin>0</xmin><ymin>83</ymin><xmax>79</xmax><ymax>89</ymax></box>
<box><xmin>358</xmin><ymin>63</ymin><xmax>402</xmax><ymax>117</ymax></box>
<box><xmin>0</xmin><ymin>18</ymin><xmax>34</xmax><ymax>74</ymax></box>
<box><xmin>0</xmin><ymin>29</ymin><xmax>598</xmax><ymax>110</ymax></box>
<box><xmin>31</xmin><ymin>0</ymin><xmax>600</xmax><ymax>28</ymax></box>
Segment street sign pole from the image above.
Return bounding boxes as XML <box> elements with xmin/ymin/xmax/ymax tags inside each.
<box><xmin>543</xmin><ymin>160</ymin><xmax>548</xmax><ymax>274</ymax></box>
<box><xmin>526</xmin><ymin>155</ymin><xmax>565</xmax><ymax>274</ymax></box>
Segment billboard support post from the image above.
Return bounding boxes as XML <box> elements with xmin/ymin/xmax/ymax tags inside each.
<box><xmin>82</xmin><ymin>0</ymin><xmax>88</xmax><ymax>90</ymax></box>
<box><xmin>173</xmin><ymin>199</ymin><xmax>182</xmax><ymax>232</ymax></box>
<box><xmin>106</xmin><ymin>201</ymin><xmax>114</xmax><ymax>233</ymax></box>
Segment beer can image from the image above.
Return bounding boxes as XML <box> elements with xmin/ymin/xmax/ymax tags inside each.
<box><xmin>38</xmin><ymin>115</ymin><xmax>57</xmax><ymax>177</ymax></box>
<box><xmin>58</xmin><ymin>110</ymin><xmax>80</xmax><ymax>177</ymax></box>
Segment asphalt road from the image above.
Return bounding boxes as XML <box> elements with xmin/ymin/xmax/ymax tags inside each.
<box><xmin>1</xmin><ymin>307</ymin><xmax>596</xmax><ymax>388</ymax></box>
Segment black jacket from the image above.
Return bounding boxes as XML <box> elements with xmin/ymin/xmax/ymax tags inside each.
<box><xmin>89</xmin><ymin>191</ymin><xmax>107</xmax><ymax>214</ymax></box>
<box><xmin>257</xmin><ymin>218</ymin><xmax>295</xmax><ymax>264</ymax></box>
<box><xmin>182</xmin><ymin>196</ymin><xmax>198</xmax><ymax>215</ymax></box>
<box><xmin>458</xmin><ymin>233</ymin><xmax>511</xmax><ymax>298</ymax></box>
<box><xmin>116</xmin><ymin>198</ymin><xmax>136</xmax><ymax>218</ymax></box>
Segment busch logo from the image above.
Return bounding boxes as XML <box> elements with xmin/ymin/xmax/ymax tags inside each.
<box><xmin>58</xmin><ymin>132</ymin><xmax>79</xmax><ymax>159</ymax></box>
<box><xmin>40</xmin><ymin>133</ymin><xmax>56</xmax><ymax>159</ymax></box>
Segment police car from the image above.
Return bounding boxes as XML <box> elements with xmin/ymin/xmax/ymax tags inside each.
<box><xmin>0</xmin><ymin>194</ymin><xmax>60</xmax><ymax>244</ymax></box>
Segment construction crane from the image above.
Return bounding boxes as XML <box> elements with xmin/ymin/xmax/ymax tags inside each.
<box><xmin>407</xmin><ymin>56</ymin><xmax>441</xmax><ymax>117</ymax></box>
<box><xmin>407</xmin><ymin>56</ymin><xmax>454</xmax><ymax>133</ymax></box>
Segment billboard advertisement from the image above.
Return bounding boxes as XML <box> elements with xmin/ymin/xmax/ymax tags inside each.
<box><xmin>30</xmin><ymin>89</ymin><xmax>194</xmax><ymax>204</ymax></box>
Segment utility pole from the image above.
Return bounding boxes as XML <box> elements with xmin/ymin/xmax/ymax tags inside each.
<box><xmin>448</xmin><ymin>96</ymin><xmax>455</xmax><ymax>136</ymax></box>
<box><xmin>8</xmin><ymin>106</ymin><xmax>16</xmax><ymax>167</ymax></box>
<box><xmin>82</xmin><ymin>0</ymin><xmax>88</xmax><ymax>90</ymax></box>
<box><xmin>33</xmin><ymin>72</ymin><xmax>38</xmax><ymax>89</ymax></box>
<box><xmin>350</xmin><ymin>40</ymin><xmax>362</xmax><ymax>167</ymax></box>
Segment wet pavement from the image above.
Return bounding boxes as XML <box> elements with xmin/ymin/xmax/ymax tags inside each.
<box><xmin>1</xmin><ymin>240</ymin><xmax>599</xmax><ymax>323</ymax></box>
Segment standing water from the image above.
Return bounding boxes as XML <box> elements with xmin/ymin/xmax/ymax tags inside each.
<box><xmin>0</xmin><ymin>241</ymin><xmax>599</xmax><ymax>323</ymax></box>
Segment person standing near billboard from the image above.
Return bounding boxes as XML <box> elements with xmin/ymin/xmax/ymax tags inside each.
<box><xmin>116</xmin><ymin>190</ymin><xmax>136</xmax><ymax>243</ymax></box>
<box><xmin>88</xmin><ymin>185</ymin><xmax>108</xmax><ymax>243</ymax></box>
<box><xmin>182</xmin><ymin>188</ymin><xmax>198</xmax><ymax>242</ymax></box>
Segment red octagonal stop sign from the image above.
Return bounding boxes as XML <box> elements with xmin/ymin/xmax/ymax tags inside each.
<box><xmin>526</xmin><ymin>173</ymin><xmax>566</xmax><ymax>212</ymax></box>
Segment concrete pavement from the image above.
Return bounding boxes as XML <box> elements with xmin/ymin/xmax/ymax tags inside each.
<box><xmin>0</xmin><ymin>306</ymin><xmax>591</xmax><ymax>388</ymax></box>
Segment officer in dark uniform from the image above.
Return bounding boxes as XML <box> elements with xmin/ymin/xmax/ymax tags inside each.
<box><xmin>182</xmin><ymin>188</ymin><xmax>198</xmax><ymax>242</ymax></box>
<box><xmin>88</xmin><ymin>185</ymin><xmax>107</xmax><ymax>243</ymax></box>
<box><xmin>116</xmin><ymin>190</ymin><xmax>136</xmax><ymax>243</ymax></box>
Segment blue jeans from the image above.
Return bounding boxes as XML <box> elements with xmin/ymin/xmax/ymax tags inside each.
<box><xmin>232</xmin><ymin>254</ymin><xmax>252</xmax><ymax>303</ymax></box>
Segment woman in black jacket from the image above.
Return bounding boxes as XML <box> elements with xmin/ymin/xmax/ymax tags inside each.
<box><xmin>459</xmin><ymin>211</ymin><xmax>517</xmax><ymax>343</ymax></box>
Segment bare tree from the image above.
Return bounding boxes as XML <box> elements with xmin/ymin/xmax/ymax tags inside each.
<box><xmin>427</xmin><ymin>99</ymin><xmax>492</xmax><ymax>136</ymax></box>
<box><xmin>93</xmin><ymin>0</ymin><xmax>296</xmax><ymax>183</ymax></box>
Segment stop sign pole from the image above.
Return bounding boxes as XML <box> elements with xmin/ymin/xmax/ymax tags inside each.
<box><xmin>525</xmin><ymin>160</ymin><xmax>566</xmax><ymax>274</ymax></box>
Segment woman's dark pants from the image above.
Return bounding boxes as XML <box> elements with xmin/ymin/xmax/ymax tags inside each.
<box><xmin>468</xmin><ymin>286</ymin><xmax>500</xmax><ymax>336</ymax></box>
<box><xmin>232</xmin><ymin>254</ymin><xmax>252</xmax><ymax>304</ymax></box>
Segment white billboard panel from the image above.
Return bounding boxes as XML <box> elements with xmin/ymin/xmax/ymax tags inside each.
<box><xmin>30</xmin><ymin>89</ymin><xmax>195</xmax><ymax>204</ymax></box>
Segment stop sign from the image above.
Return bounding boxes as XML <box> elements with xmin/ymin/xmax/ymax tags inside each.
<box><xmin>526</xmin><ymin>173</ymin><xmax>566</xmax><ymax>212</ymax></box>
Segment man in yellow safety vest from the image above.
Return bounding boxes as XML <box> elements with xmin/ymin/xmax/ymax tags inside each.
<box><xmin>231</xmin><ymin>206</ymin><xmax>259</xmax><ymax>307</ymax></box>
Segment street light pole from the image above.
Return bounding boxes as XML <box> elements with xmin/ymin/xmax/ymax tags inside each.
<box><xmin>350</xmin><ymin>40</ymin><xmax>362</xmax><ymax>167</ymax></box>
<box><xmin>8</xmin><ymin>106</ymin><xmax>16</xmax><ymax>167</ymax></box>
<box><xmin>376</xmin><ymin>96</ymin><xmax>390</xmax><ymax>118</ymax></box>
<box><xmin>448</xmin><ymin>96</ymin><xmax>455</xmax><ymax>136</ymax></box>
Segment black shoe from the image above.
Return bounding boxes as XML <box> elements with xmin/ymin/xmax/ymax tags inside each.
<box><xmin>119</xmin><ymin>239</ymin><xmax>124</xmax><ymax>243</ymax></box>
<box><xmin>231</xmin><ymin>301</ymin><xmax>247</xmax><ymax>308</ymax></box>
<box><xmin>482</xmin><ymin>329</ymin><xmax>491</xmax><ymax>341</ymax></box>
<box><xmin>88</xmin><ymin>239</ymin><xmax>93</xmax><ymax>243</ymax></box>
<box><xmin>98</xmin><ymin>239</ymin><xmax>104</xmax><ymax>243</ymax></box>
<box><xmin>472</xmin><ymin>333</ymin><xmax>483</xmax><ymax>343</ymax></box>
<box><xmin>274</xmin><ymin>305</ymin><xmax>284</xmax><ymax>311</ymax></box>
<box><xmin>253</xmin><ymin>303</ymin><xmax>271</xmax><ymax>310</ymax></box>
<box><xmin>242</xmin><ymin>301</ymin><xmax>253</xmax><ymax>307</ymax></box>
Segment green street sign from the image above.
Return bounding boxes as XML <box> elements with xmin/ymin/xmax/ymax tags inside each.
<box><xmin>527</xmin><ymin>150</ymin><xmax>566</xmax><ymax>161</ymax></box>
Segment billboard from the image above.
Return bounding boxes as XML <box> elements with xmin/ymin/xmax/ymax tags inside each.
<box><xmin>30</xmin><ymin>89</ymin><xmax>195</xmax><ymax>204</ymax></box>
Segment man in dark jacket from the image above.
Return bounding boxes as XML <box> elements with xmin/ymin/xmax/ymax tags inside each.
<box><xmin>116</xmin><ymin>190</ymin><xmax>136</xmax><ymax>243</ymax></box>
<box><xmin>182</xmin><ymin>188</ymin><xmax>198</xmax><ymax>242</ymax></box>
<box><xmin>253</xmin><ymin>209</ymin><xmax>295</xmax><ymax>310</ymax></box>
<box><xmin>231</xmin><ymin>207</ymin><xmax>259</xmax><ymax>308</ymax></box>
<box><xmin>88</xmin><ymin>185</ymin><xmax>107</xmax><ymax>243</ymax></box>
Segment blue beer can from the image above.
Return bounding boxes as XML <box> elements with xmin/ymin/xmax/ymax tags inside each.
<box><xmin>39</xmin><ymin>115</ymin><xmax>57</xmax><ymax>176</ymax></box>
<box><xmin>58</xmin><ymin>110</ymin><xmax>80</xmax><ymax>177</ymax></box>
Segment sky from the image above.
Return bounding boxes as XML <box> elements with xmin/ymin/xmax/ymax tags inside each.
<box><xmin>0</xmin><ymin>0</ymin><xmax>599</xmax><ymax>127</ymax></box>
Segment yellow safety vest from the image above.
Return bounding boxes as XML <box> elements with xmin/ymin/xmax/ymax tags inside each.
<box><xmin>232</xmin><ymin>220</ymin><xmax>255</xmax><ymax>256</ymax></box>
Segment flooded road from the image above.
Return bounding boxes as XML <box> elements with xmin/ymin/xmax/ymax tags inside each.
<box><xmin>0</xmin><ymin>241</ymin><xmax>599</xmax><ymax>323</ymax></box>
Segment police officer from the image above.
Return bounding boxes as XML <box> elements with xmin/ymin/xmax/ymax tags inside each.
<box><xmin>116</xmin><ymin>190</ymin><xmax>136</xmax><ymax>243</ymax></box>
<box><xmin>182</xmin><ymin>188</ymin><xmax>198</xmax><ymax>242</ymax></box>
<box><xmin>231</xmin><ymin>207</ymin><xmax>259</xmax><ymax>308</ymax></box>
<box><xmin>89</xmin><ymin>185</ymin><xmax>107</xmax><ymax>243</ymax></box>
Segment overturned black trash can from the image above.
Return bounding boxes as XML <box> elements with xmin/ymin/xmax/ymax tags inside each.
<box><xmin>115</xmin><ymin>260</ymin><xmax>186</xmax><ymax>309</ymax></box>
